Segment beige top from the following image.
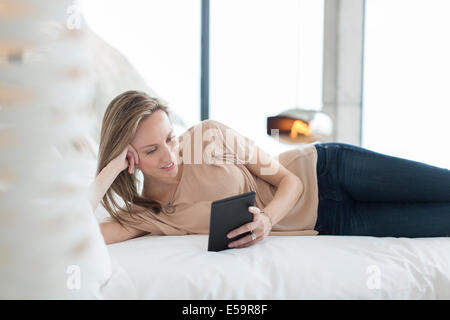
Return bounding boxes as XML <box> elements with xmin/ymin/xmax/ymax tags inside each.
<box><xmin>109</xmin><ymin>120</ymin><xmax>319</xmax><ymax>236</ymax></box>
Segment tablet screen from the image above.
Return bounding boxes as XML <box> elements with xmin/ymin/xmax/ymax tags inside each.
<box><xmin>208</xmin><ymin>191</ymin><xmax>256</xmax><ymax>251</ymax></box>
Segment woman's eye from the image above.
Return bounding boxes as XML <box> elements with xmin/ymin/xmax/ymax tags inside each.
<box><xmin>146</xmin><ymin>136</ymin><xmax>175</xmax><ymax>155</ymax></box>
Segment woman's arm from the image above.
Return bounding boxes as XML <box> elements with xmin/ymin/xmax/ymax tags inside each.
<box><xmin>226</xmin><ymin>174</ymin><xmax>303</xmax><ymax>249</ymax></box>
<box><xmin>261</xmin><ymin>174</ymin><xmax>303</xmax><ymax>225</ymax></box>
<box><xmin>89</xmin><ymin>144</ymin><xmax>144</xmax><ymax>244</ymax></box>
<box><xmin>226</xmin><ymin>144</ymin><xmax>304</xmax><ymax>248</ymax></box>
<box><xmin>89</xmin><ymin>144</ymin><xmax>139</xmax><ymax>212</ymax></box>
<box><xmin>210</xmin><ymin>119</ymin><xmax>303</xmax><ymax>223</ymax></box>
<box><xmin>207</xmin><ymin>120</ymin><xmax>304</xmax><ymax>248</ymax></box>
<box><xmin>244</xmin><ymin>144</ymin><xmax>304</xmax><ymax>225</ymax></box>
<box><xmin>90</xmin><ymin>162</ymin><xmax>148</xmax><ymax>245</ymax></box>
<box><xmin>88</xmin><ymin>162</ymin><xmax>120</xmax><ymax>213</ymax></box>
<box><xmin>99</xmin><ymin>220</ymin><xmax>148</xmax><ymax>245</ymax></box>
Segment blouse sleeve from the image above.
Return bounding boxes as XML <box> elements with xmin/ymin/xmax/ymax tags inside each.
<box><xmin>102</xmin><ymin>204</ymin><xmax>164</xmax><ymax>235</ymax></box>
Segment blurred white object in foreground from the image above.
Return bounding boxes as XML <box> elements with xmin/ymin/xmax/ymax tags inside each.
<box><xmin>0</xmin><ymin>0</ymin><xmax>111</xmax><ymax>299</ymax></box>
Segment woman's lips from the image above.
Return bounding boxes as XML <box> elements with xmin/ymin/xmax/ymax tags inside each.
<box><xmin>160</xmin><ymin>161</ymin><xmax>175</xmax><ymax>171</ymax></box>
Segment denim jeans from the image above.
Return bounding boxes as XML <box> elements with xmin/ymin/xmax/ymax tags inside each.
<box><xmin>313</xmin><ymin>142</ymin><xmax>450</xmax><ymax>237</ymax></box>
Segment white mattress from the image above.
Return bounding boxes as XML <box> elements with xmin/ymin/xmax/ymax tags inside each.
<box><xmin>100</xmin><ymin>234</ymin><xmax>450</xmax><ymax>299</ymax></box>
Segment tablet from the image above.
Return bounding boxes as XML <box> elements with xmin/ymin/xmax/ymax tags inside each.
<box><xmin>208</xmin><ymin>191</ymin><xmax>256</xmax><ymax>252</ymax></box>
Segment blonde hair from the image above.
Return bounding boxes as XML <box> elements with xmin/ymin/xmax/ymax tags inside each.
<box><xmin>97</xmin><ymin>90</ymin><xmax>171</xmax><ymax>226</ymax></box>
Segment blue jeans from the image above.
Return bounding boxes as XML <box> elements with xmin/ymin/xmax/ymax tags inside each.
<box><xmin>313</xmin><ymin>142</ymin><xmax>450</xmax><ymax>237</ymax></box>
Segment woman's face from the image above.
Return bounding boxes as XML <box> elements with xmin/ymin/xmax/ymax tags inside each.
<box><xmin>130</xmin><ymin>110</ymin><xmax>180</xmax><ymax>182</ymax></box>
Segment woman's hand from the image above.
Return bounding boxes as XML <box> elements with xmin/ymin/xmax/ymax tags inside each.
<box><xmin>110</xmin><ymin>144</ymin><xmax>140</xmax><ymax>175</ymax></box>
<box><xmin>226</xmin><ymin>206</ymin><xmax>273</xmax><ymax>249</ymax></box>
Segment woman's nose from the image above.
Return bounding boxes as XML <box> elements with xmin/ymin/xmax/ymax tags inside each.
<box><xmin>160</xmin><ymin>143</ymin><xmax>174</xmax><ymax>161</ymax></box>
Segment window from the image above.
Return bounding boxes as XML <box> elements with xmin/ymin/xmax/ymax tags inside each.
<box><xmin>210</xmin><ymin>0</ymin><xmax>324</xmax><ymax>155</ymax></box>
<box><xmin>362</xmin><ymin>0</ymin><xmax>450</xmax><ymax>169</ymax></box>
<box><xmin>80</xmin><ymin>0</ymin><xmax>324</xmax><ymax>156</ymax></box>
<box><xmin>79</xmin><ymin>0</ymin><xmax>201</xmax><ymax>128</ymax></box>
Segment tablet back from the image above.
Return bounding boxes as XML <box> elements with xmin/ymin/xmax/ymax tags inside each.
<box><xmin>208</xmin><ymin>191</ymin><xmax>255</xmax><ymax>252</ymax></box>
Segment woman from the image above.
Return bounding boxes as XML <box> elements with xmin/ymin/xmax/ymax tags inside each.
<box><xmin>92</xmin><ymin>90</ymin><xmax>450</xmax><ymax>247</ymax></box>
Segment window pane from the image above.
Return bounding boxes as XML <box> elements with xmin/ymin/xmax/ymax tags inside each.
<box><xmin>79</xmin><ymin>0</ymin><xmax>201</xmax><ymax>129</ymax></box>
<box><xmin>362</xmin><ymin>0</ymin><xmax>450</xmax><ymax>169</ymax></box>
<box><xmin>210</xmin><ymin>0</ymin><xmax>324</xmax><ymax>155</ymax></box>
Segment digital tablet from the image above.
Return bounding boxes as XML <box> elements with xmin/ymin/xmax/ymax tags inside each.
<box><xmin>208</xmin><ymin>191</ymin><xmax>256</xmax><ymax>252</ymax></box>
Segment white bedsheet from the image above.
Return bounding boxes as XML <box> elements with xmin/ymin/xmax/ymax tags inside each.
<box><xmin>100</xmin><ymin>234</ymin><xmax>450</xmax><ymax>299</ymax></box>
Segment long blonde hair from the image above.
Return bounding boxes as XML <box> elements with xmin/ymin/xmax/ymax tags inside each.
<box><xmin>97</xmin><ymin>90</ymin><xmax>171</xmax><ymax>226</ymax></box>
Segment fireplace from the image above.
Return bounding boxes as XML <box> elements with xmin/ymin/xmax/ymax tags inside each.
<box><xmin>267</xmin><ymin>108</ymin><xmax>333</xmax><ymax>144</ymax></box>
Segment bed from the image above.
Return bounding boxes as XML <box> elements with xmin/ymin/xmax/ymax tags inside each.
<box><xmin>82</xmin><ymin>124</ymin><xmax>449</xmax><ymax>300</ymax></box>
<box><xmin>89</xmin><ymin>128</ymin><xmax>450</xmax><ymax>300</ymax></box>
<box><xmin>78</xmin><ymin>26</ymin><xmax>450</xmax><ymax>300</ymax></box>
<box><xmin>100</xmin><ymin>232</ymin><xmax>450</xmax><ymax>299</ymax></box>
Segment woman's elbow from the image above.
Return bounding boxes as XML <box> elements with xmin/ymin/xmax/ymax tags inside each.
<box><xmin>99</xmin><ymin>222</ymin><xmax>114</xmax><ymax>245</ymax></box>
<box><xmin>290</xmin><ymin>175</ymin><xmax>304</xmax><ymax>198</ymax></box>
